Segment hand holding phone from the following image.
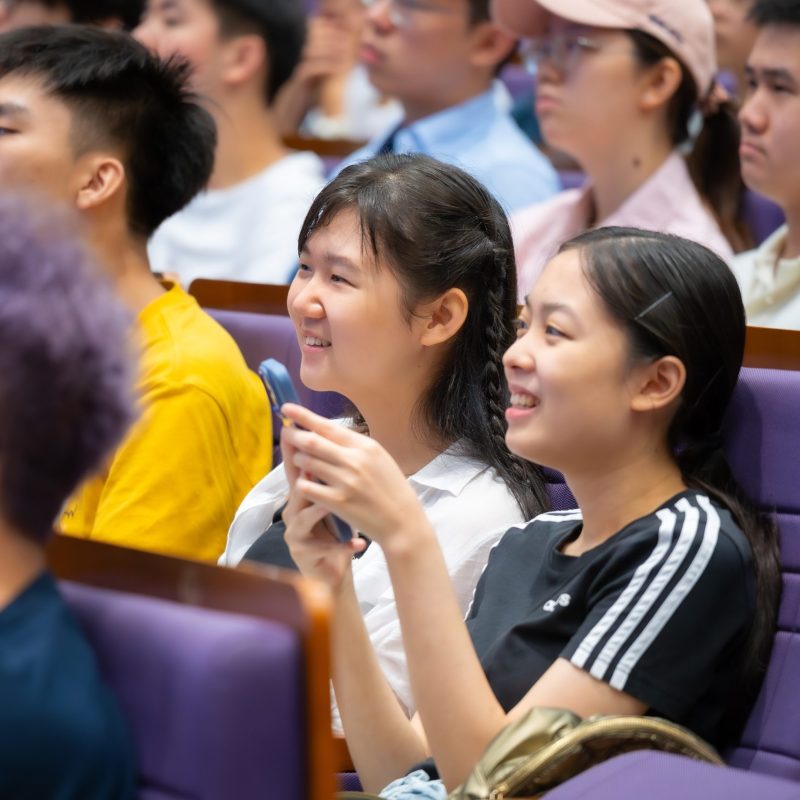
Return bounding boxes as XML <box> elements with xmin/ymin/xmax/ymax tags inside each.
<box><xmin>258</xmin><ymin>358</ymin><xmax>353</xmax><ymax>542</ymax></box>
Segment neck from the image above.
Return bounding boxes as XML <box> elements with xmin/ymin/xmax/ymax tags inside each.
<box><xmin>354</xmin><ymin>383</ymin><xmax>445</xmax><ymax>476</ymax></box>
<box><xmin>781</xmin><ymin>206</ymin><xmax>800</xmax><ymax>260</ymax></box>
<box><xmin>0</xmin><ymin>521</ymin><xmax>46</xmax><ymax>612</ymax></box>
<box><xmin>562</xmin><ymin>446</ymin><xmax>686</xmax><ymax>554</ymax></box>
<box><xmin>579</xmin><ymin>128</ymin><xmax>674</xmax><ymax>223</ymax></box>
<box><xmin>208</xmin><ymin>97</ymin><xmax>289</xmax><ymax>190</ymax></box>
<box><xmin>90</xmin><ymin>229</ymin><xmax>164</xmax><ymax>315</ymax></box>
<box><xmin>400</xmin><ymin>76</ymin><xmax>490</xmax><ymax>125</ymax></box>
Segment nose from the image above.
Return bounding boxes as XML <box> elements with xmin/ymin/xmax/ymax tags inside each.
<box><xmin>288</xmin><ymin>273</ymin><xmax>325</xmax><ymax>322</ymax></box>
<box><xmin>739</xmin><ymin>89</ymin><xmax>766</xmax><ymax>134</ymax></box>
<box><xmin>363</xmin><ymin>0</ymin><xmax>395</xmax><ymax>31</ymax></box>
<box><xmin>132</xmin><ymin>17</ymin><xmax>157</xmax><ymax>51</ymax></box>
<box><xmin>502</xmin><ymin>331</ymin><xmax>535</xmax><ymax>375</ymax></box>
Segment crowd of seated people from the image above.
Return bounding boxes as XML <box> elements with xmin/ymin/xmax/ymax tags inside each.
<box><xmin>0</xmin><ymin>0</ymin><xmax>799</xmax><ymax>796</ymax></box>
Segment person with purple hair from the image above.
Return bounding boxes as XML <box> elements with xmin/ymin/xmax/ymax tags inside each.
<box><xmin>0</xmin><ymin>195</ymin><xmax>136</xmax><ymax>798</ymax></box>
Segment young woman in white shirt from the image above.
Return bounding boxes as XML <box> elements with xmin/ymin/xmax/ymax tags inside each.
<box><xmin>221</xmin><ymin>153</ymin><xmax>549</xmax><ymax>720</ymax></box>
<box><xmin>280</xmin><ymin>226</ymin><xmax>780</xmax><ymax>798</ymax></box>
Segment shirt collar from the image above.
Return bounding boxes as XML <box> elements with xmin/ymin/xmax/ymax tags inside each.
<box><xmin>407</xmin><ymin>441</ymin><xmax>487</xmax><ymax>496</ymax></box>
<box><xmin>394</xmin><ymin>87</ymin><xmax>496</xmax><ymax>154</ymax></box>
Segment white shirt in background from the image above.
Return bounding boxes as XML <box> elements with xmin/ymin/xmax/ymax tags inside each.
<box><xmin>731</xmin><ymin>225</ymin><xmax>800</xmax><ymax>330</ymax></box>
<box><xmin>148</xmin><ymin>151</ymin><xmax>326</xmax><ymax>286</ymax></box>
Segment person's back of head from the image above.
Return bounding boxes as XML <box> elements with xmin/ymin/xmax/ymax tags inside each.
<box><xmin>738</xmin><ymin>0</ymin><xmax>800</xmax><ymax>213</ymax></box>
<box><xmin>0</xmin><ymin>0</ymin><xmax>143</xmax><ymax>31</ymax></box>
<box><xmin>299</xmin><ymin>152</ymin><xmax>548</xmax><ymax>518</ymax></box>
<box><xmin>134</xmin><ymin>0</ymin><xmax>305</xmax><ymax>107</ymax></box>
<box><xmin>0</xmin><ymin>25</ymin><xmax>216</xmax><ymax>240</ymax></box>
<box><xmin>0</xmin><ymin>194</ymin><xmax>134</xmax><ymax>543</ymax></box>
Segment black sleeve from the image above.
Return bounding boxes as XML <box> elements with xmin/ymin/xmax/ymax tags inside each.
<box><xmin>562</xmin><ymin>496</ymin><xmax>755</xmax><ymax>719</ymax></box>
<box><xmin>241</xmin><ymin>505</ymin><xmax>299</xmax><ymax>570</ymax></box>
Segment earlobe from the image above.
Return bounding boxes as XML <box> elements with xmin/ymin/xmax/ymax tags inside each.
<box><xmin>74</xmin><ymin>156</ymin><xmax>125</xmax><ymax>212</ymax></box>
<box><xmin>630</xmin><ymin>356</ymin><xmax>686</xmax><ymax>413</ymax></box>
<box><xmin>418</xmin><ymin>288</ymin><xmax>469</xmax><ymax>348</ymax></box>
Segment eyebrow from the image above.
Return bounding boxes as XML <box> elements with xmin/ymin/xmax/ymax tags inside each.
<box><xmin>745</xmin><ymin>64</ymin><xmax>797</xmax><ymax>85</ymax></box>
<box><xmin>299</xmin><ymin>248</ymin><xmax>360</xmax><ymax>271</ymax></box>
<box><xmin>0</xmin><ymin>102</ymin><xmax>29</xmax><ymax>120</ymax></box>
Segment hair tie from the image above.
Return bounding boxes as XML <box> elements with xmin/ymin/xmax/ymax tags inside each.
<box><xmin>701</xmin><ymin>81</ymin><xmax>732</xmax><ymax>117</ymax></box>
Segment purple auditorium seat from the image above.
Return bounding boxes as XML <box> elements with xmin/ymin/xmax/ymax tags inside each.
<box><xmin>743</xmin><ymin>190</ymin><xmax>785</xmax><ymax>246</ymax></box>
<box><xmin>206</xmin><ymin>308</ymin><xmax>347</xmax><ymax>461</ymax></box>
<box><xmin>536</xmin><ymin>366</ymin><xmax>800</xmax><ymax>798</ymax></box>
<box><xmin>60</xmin><ymin>581</ymin><xmax>305</xmax><ymax>800</ymax></box>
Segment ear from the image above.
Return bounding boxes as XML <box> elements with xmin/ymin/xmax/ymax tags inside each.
<box><xmin>630</xmin><ymin>355</ymin><xmax>686</xmax><ymax>414</ymax></box>
<box><xmin>638</xmin><ymin>55</ymin><xmax>683</xmax><ymax>112</ymax></box>
<box><xmin>466</xmin><ymin>21</ymin><xmax>517</xmax><ymax>71</ymax></box>
<box><xmin>221</xmin><ymin>34</ymin><xmax>268</xmax><ymax>88</ymax></box>
<box><xmin>72</xmin><ymin>154</ymin><xmax>126</xmax><ymax>213</ymax></box>
<box><xmin>417</xmin><ymin>288</ymin><xmax>469</xmax><ymax>348</ymax></box>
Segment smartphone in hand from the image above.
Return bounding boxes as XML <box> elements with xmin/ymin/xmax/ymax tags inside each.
<box><xmin>258</xmin><ymin>359</ymin><xmax>353</xmax><ymax>542</ymax></box>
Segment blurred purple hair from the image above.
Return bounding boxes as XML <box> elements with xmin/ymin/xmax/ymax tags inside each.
<box><xmin>0</xmin><ymin>194</ymin><xmax>135</xmax><ymax>541</ymax></box>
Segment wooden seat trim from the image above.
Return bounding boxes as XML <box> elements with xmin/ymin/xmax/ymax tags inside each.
<box><xmin>47</xmin><ymin>534</ymin><xmax>336</xmax><ymax>800</ymax></box>
<box><xmin>189</xmin><ymin>278</ymin><xmax>291</xmax><ymax>316</ymax></box>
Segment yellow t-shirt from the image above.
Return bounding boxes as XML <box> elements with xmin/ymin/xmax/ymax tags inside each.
<box><xmin>60</xmin><ymin>285</ymin><xmax>272</xmax><ymax>561</ymax></box>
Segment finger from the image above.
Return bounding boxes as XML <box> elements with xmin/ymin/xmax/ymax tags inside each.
<box><xmin>281</xmin><ymin>403</ymin><xmax>363</xmax><ymax>446</ymax></box>
<box><xmin>292</xmin><ymin>450</ymin><xmax>349</xmax><ymax>488</ymax></box>
<box><xmin>282</xmin><ymin>425</ymin><xmax>354</xmax><ymax>470</ymax></box>
<box><xmin>294</xmin><ymin>476</ymin><xmax>348</xmax><ymax>512</ymax></box>
<box><xmin>286</xmin><ymin>500</ymin><xmax>332</xmax><ymax>540</ymax></box>
<box><xmin>280</xmin><ymin>426</ymin><xmax>302</xmax><ymax>485</ymax></box>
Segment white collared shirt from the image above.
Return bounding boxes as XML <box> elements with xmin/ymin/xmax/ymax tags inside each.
<box><xmin>220</xmin><ymin>440</ymin><xmax>524</xmax><ymax>724</ymax></box>
<box><xmin>731</xmin><ymin>225</ymin><xmax>800</xmax><ymax>329</ymax></box>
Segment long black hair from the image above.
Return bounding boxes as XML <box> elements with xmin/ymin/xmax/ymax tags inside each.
<box><xmin>562</xmin><ymin>226</ymin><xmax>781</xmax><ymax>740</ymax></box>
<box><xmin>298</xmin><ymin>153</ymin><xmax>549</xmax><ymax>519</ymax></box>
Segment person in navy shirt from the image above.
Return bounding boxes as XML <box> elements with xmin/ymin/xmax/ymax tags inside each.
<box><xmin>0</xmin><ymin>196</ymin><xmax>136</xmax><ymax>799</ymax></box>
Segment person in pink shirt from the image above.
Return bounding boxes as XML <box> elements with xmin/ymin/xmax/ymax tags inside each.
<box><xmin>493</xmin><ymin>0</ymin><xmax>738</xmax><ymax>298</ymax></box>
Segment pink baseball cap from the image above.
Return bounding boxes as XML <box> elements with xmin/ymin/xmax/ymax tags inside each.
<box><xmin>491</xmin><ymin>0</ymin><xmax>716</xmax><ymax>97</ymax></box>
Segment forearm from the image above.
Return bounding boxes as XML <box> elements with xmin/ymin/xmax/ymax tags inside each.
<box><xmin>331</xmin><ymin>571</ymin><xmax>429</xmax><ymax>793</ymax></box>
<box><xmin>383</xmin><ymin>524</ymin><xmax>509</xmax><ymax>790</ymax></box>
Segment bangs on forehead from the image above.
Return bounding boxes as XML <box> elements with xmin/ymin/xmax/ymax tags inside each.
<box><xmin>298</xmin><ymin>175</ymin><xmax>408</xmax><ymax>271</ymax></box>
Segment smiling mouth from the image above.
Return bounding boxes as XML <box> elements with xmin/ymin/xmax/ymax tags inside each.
<box><xmin>304</xmin><ymin>335</ymin><xmax>331</xmax><ymax>348</ymax></box>
<box><xmin>510</xmin><ymin>393</ymin><xmax>539</xmax><ymax>408</ymax></box>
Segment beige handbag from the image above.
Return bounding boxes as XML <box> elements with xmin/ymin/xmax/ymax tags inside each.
<box><xmin>448</xmin><ymin>707</ymin><xmax>723</xmax><ymax>800</ymax></box>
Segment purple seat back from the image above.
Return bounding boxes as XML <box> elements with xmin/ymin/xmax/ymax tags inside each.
<box><xmin>61</xmin><ymin>581</ymin><xmax>306</xmax><ymax>800</ymax></box>
<box><xmin>206</xmin><ymin>308</ymin><xmax>347</xmax><ymax>460</ymax></box>
<box><xmin>722</xmin><ymin>367</ymin><xmax>800</xmax><ymax>780</ymax></box>
<box><xmin>743</xmin><ymin>190</ymin><xmax>785</xmax><ymax>246</ymax></box>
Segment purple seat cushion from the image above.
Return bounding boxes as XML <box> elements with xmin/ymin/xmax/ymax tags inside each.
<box><xmin>61</xmin><ymin>582</ymin><xmax>306</xmax><ymax>800</ymax></box>
<box><xmin>742</xmin><ymin>190</ymin><xmax>785</xmax><ymax>246</ymax></box>
<box><xmin>545</xmin><ymin>751</ymin><xmax>800</xmax><ymax>800</ymax></box>
<box><xmin>206</xmin><ymin>308</ymin><xmax>347</xmax><ymax>459</ymax></box>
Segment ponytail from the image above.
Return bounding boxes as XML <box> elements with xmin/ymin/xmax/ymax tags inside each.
<box><xmin>687</xmin><ymin>96</ymin><xmax>751</xmax><ymax>252</ymax></box>
<box><xmin>677</xmin><ymin>435</ymin><xmax>781</xmax><ymax>742</ymax></box>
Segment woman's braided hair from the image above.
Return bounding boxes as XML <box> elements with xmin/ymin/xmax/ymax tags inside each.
<box><xmin>298</xmin><ymin>153</ymin><xmax>548</xmax><ymax>518</ymax></box>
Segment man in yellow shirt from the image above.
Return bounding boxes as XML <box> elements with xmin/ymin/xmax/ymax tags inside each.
<box><xmin>0</xmin><ymin>26</ymin><xmax>272</xmax><ymax>560</ymax></box>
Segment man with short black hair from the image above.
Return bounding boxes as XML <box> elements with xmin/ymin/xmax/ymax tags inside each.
<box><xmin>0</xmin><ymin>26</ymin><xmax>272</xmax><ymax>558</ymax></box>
<box><xmin>0</xmin><ymin>195</ymin><xmax>136</xmax><ymax>800</ymax></box>
<box><xmin>135</xmin><ymin>0</ymin><xmax>327</xmax><ymax>284</ymax></box>
<box><xmin>732</xmin><ymin>0</ymin><xmax>800</xmax><ymax>328</ymax></box>
<box><xmin>333</xmin><ymin>0</ymin><xmax>559</xmax><ymax>213</ymax></box>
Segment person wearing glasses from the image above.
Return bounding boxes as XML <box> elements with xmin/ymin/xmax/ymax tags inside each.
<box><xmin>331</xmin><ymin>0</ymin><xmax>560</xmax><ymax>214</ymax></box>
<box><xmin>497</xmin><ymin>0</ymin><xmax>739</xmax><ymax>299</ymax></box>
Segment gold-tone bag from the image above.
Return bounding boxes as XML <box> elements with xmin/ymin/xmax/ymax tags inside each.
<box><xmin>448</xmin><ymin>707</ymin><xmax>723</xmax><ymax>800</ymax></box>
